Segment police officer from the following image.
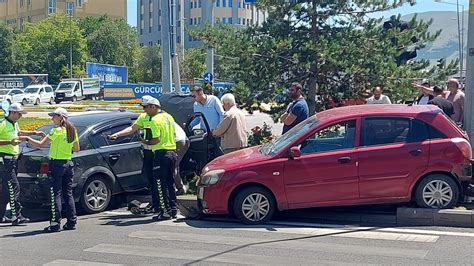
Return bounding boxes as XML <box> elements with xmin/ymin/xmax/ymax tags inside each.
<box><xmin>0</xmin><ymin>103</ymin><xmax>44</xmax><ymax>225</ymax></box>
<box><xmin>110</xmin><ymin>96</ymin><xmax>167</xmax><ymax>217</ymax></box>
<box><xmin>27</xmin><ymin>108</ymin><xmax>79</xmax><ymax>232</ymax></box>
<box><xmin>149</xmin><ymin>98</ymin><xmax>178</xmax><ymax>220</ymax></box>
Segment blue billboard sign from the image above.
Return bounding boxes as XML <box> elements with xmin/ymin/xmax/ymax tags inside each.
<box><xmin>86</xmin><ymin>62</ymin><xmax>128</xmax><ymax>87</ymax></box>
<box><xmin>103</xmin><ymin>82</ymin><xmax>233</xmax><ymax>100</ymax></box>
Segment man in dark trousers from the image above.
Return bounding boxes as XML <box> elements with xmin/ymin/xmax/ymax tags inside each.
<box><xmin>428</xmin><ymin>86</ymin><xmax>454</xmax><ymax>117</ymax></box>
<box><xmin>279</xmin><ymin>82</ymin><xmax>309</xmax><ymax>134</ymax></box>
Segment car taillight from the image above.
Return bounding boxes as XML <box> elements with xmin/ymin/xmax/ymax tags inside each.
<box><xmin>451</xmin><ymin>138</ymin><xmax>472</xmax><ymax>159</ymax></box>
<box><xmin>38</xmin><ymin>161</ymin><xmax>49</xmax><ymax>178</ymax></box>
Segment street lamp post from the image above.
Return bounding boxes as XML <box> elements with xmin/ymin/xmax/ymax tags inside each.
<box><xmin>435</xmin><ymin>0</ymin><xmax>465</xmax><ymax>81</ymax></box>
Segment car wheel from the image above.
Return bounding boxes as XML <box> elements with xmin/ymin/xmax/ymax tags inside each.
<box><xmin>415</xmin><ymin>174</ymin><xmax>459</xmax><ymax>209</ymax></box>
<box><xmin>22</xmin><ymin>99</ymin><xmax>27</xmax><ymax>105</ymax></box>
<box><xmin>49</xmin><ymin>97</ymin><xmax>54</xmax><ymax>104</ymax></box>
<box><xmin>54</xmin><ymin>100</ymin><xmax>61</xmax><ymax>104</ymax></box>
<box><xmin>233</xmin><ymin>186</ymin><xmax>275</xmax><ymax>225</ymax></box>
<box><xmin>80</xmin><ymin>176</ymin><xmax>112</xmax><ymax>214</ymax></box>
<box><xmin>35</xmin><ymin>98</ymin><xmax>40</xmax><ymax>105</ymax></box>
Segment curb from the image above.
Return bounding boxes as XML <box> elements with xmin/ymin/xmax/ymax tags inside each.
<box><xmin>176</xmin><ymin>196</ymin><xmax>474</xmax><ymax>228</ymax></box>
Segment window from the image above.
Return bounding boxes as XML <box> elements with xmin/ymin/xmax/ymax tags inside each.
<box><xmin>229</xmin><ymin>0</ymin><xmax>232</xmax><ymax>7</ymax></box>
<box><xmin>27</xmin><ymin>16</ymin><xmax>31</xmax><ymax>22</ymax></box>
<box><xmin>216</xmin><ymin>0</ymin><xmax>220</xmax><ymax>7</ymax></box>
<box><xmin>66</xmin><ymin>2</ymin><xmax>74</xmax><ymax>17</ymax></box>
<box><xmin>149</xmin><ymin>0</ymin><xmax>153</xmax><ymax>10</ymax></box>
<box><xmin>299</xmin><ymin>120</ymin><xmax>356</xmax><ymax>154</ymax></box>
<box><xmin>198</xmin><ymin>0</ymin><xmax>201</xmax><ymax>8</ymax></box>
<box><xmin>28</xmin><ymin>0</ymin><xmax>32</xmax><ymax>6</ymax></box>
<box><xmin>48</xmin><ymin>0</ymin><xmax>56</xmax><ymax>14</ymax></box>
<box><xmin>158</xmin><ymin>24</ymin><xmax>161</xmax><ymax>31</ymax></box>
<box><xmin>361</xmin><ymin>118</ymin><xmax>411</xmax><ymax>146</ymax></box>
<box><xmin>228</xmin><ymin>17</ymin><xmax>232</xmax><ymax>24</ymax></box>
<box><xmin>239</xmin><ymin>0</ymin><xmax>241</xmax><ymax>8</ymax></box>
<box><xmin>238</xmin><ymin>18</ymin><xmax>241</xmax><ymax>24</ymax></box>
<box><xmin>198</xmin><ymin>17</ymin><xmax>201</xmax><ymax>25</ymax></box>
<box><xmin>45</xmin><ymin>86</ymin><xmax>53</xmax><ymax>93</ymax></box>
<box><xmin>20</xmin><ymin>0</ymin><xmax>24</xmax><ymax>7</ymax></box>
<box><xmin>90</xmin><ymin>124</ymin><xmax>138</xmax><ymax>148</ymax></box>
<box><xmin>76</xmin><ymin>0</ymin><xmax>82</xmax><ymax>7</ymax></box>
<box><xmin>223</xmin><ymin>0</ymin><xmax>226</xmax><ymax>7</ymax></box>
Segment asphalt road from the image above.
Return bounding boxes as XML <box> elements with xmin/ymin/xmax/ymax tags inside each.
<box><xmin>1</xmin><ymin>208</ymin><xmax>474</xmax><ymax>265</ymax></box>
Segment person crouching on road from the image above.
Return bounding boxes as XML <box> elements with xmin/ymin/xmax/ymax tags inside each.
<box><xmin>27</xmin><ymin>108</ymin><xmax>79</xmax><ymax>232</ymax></box>
<box><xmin>212</xmin><ymin>93</ymin><xmax>248</xmax><ymax>154</ymax></box>
<box><xmin>110</xmin><ymin>96</ymin><xmax>167</xmax><ymax>217</ymax></box>
<box><xmin>0</xmin><ymin>103</ymin><xmax>43</xmax><ymax>225</ymax></box>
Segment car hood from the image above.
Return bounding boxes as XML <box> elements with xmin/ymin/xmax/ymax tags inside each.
<box><xmin>204</xmin><ymin>146</ymin><xmax>270</xmax><ymax>171</ymax></box>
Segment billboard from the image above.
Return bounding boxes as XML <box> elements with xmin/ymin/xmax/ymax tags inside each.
<box><xmin>86</xmin><ymin>62</ymin><xmax>128</xmax><ymax>87</ymax></box>
<box><xmin>103</xmin><ymin>82</ymin><xmax>233</xmax><ymax>101</ymax></box>
<box><xmin>0</xmin><ymin>74</ymin><xmax>48</xmax><ymax>90</ymax></box>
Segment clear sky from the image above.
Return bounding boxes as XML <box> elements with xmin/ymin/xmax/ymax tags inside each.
<box><xmin>126</xmin><ymin>0</ymin><xmax>469</xmax><ymax>27</ymax></box>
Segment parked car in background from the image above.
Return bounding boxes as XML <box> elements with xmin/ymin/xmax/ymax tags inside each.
<box><xmin>197</xmin><ymin>104</ymin><xmax>473</xmax><ymax>224</ymax></box>
<box><xmin>24</xmin><ymin>84</ymin><xmax>54</xmax><ymax>105</ymax></box>
<box><xmin>15</xmin><ymin>109</ymin><xmax>218</xmax><ymax>213</ymax></box>
<box><xmin>0</xmin><ymin>88</ymin><xmax>27</xmax><ymax>105</ymax></box>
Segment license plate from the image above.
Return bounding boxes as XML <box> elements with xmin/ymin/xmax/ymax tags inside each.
<box><xmin>198</xmin><ymin>187</ymin><xmax>204</xmax><ymax>199</ymax></box>
<box><xmin>57</xmin><ymin>97</ymin><xmax>63</xmax><ymax>99</ymax></box>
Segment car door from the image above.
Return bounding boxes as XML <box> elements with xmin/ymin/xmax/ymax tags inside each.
<box><xmin>357</xmin><ymin>117</ymin><xmax>430</xmax><ymax>199</ymax></box>
<box><xmin>283</xmin><ymin>119</ymin><xmax>359</xmax><ymax>206</ymax></box>
<box><xmin>12</xmin><ymin>90</ymin><xmax>23</xmax><ymax>103</ymax></box>
<box><xmin>182</xmin><ymin>112</ymin><xmax>217</xmax><ymax>176</ymax></box>
<box><xmin>90</xmin><ymin>123</ymin><xmax>148</xmax><ymax>191</ymax></box>
<box><xmin>45</xmin><ymin>86</ymin><xmax>53</xmax><ymax>101</ymax></box>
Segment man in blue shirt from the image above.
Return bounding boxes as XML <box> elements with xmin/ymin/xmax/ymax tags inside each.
<box><xmin>190</xmin><ymin>86</ymin><xmax>225</xmax><ymax>155</ymax></box>
<box><xmin>280</xmin><ymin>82</ymin><xmax>309</xmax><ymax>134</ymax></box>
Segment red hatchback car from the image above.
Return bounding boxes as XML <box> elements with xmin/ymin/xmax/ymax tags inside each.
<box><xmin>197</xmin><ymin>105</ymin><xmax>473</xmax><ymax>224</ymax></box>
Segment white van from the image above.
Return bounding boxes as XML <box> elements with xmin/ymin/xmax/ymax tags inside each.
<box><xmin>24</xmin><ymin>84</ymin><xmax>55</xmax><ymax>105</ymax></box>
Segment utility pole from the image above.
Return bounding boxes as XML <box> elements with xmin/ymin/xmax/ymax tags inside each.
<box><xmin>171</xmin><ymin>0</ymin><xmax>182</xmax><ymax>93</ymax></box>
<box><xmin>203</xmin><ymin>0</ymin><xmax>215</xmax><ymax>76</ymax></box>
<box><xmin>180</xmin><ymin>0</ymin><xmax>185</xmax><ymax>61</ymax></box>
<box><xmin>161</xmin><ymin>0</ymin><xmax>172</xmax><ymax>93</ymax></box>
<box><xmin>464</xmin><ymin>2</ymin><xmax>474</xmax><ymax>143</ymax></box>
<box><xmin>69</xmin><ymin>2</ymin><xmax>73</xmax><ymax>78</ymax></box>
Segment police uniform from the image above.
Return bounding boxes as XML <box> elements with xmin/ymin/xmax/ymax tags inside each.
<box><xmin>47</xmin><ymin>126</ymin><xmax>79</xmax><ymax>231</ymax></box>
<box><xmin>0</xmin><ymin>118</ymin><xmax>26</xmax><ymax>224</ymax></box>
<box><xmin>134</xmin><ymin>113</ymin><xmax>166</xmax><ymax>213</ymax></box>
<box><xmin>150</xmin><ymin>111</ymin><xmax>177</xmax><ymax>218</ymax></box>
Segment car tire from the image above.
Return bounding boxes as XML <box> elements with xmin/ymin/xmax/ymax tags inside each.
<box><xmin>21</xmin><ymin>99</ymin><xmax>27</xmax><ymax>105</ymax></box>
<box><xmin>415</xmin><ymin>174</ymin><xmax>459</xmax><ymax>209</ymax></box>
<box><xmin>79</xmin><ymin>176</ymin><xmax>112</xmax><ymax>214</ymax></box>
<box><xmin>34</xmin><ymin>98</ymin><xmax>40</xmax><ymax>105</ymax></box>
<box><xmin>54</xmin><ymin>100</ymin><xmax>61</xmax><ymax>104</ymax></box>
<box><xmin>233</xmin><ymin>186</ymin><xmax>275</xmax><ymax>225</ymax></box>
<box><xmin>49</xmin><ymin>97</ymin><xmax>54</xmax><ymax>104</ymax></box>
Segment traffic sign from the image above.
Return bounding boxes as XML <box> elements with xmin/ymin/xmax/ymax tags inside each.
<box><xmin>203</xmin><ymin>72</ymin><xmax>214</xmax><ymax>83</ymax></box>
<box><xmin>244</xmin><ymin>0</ymin><xmax>256</xmax><ymax>3</ymax></box>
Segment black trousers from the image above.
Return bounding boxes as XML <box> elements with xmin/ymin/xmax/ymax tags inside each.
<box><xmin>0</xmin><ymin>155</ymin><xmax>23</xmax><ymax>219</ymax></box>
<box><xmin>154</xmin><ymin>150</ymin><xmax>177</xmax><ymax>214</ymax></box>
<box><xmin>49</xmin><ymin>160</ymin><xmax>76</xmax><ymax>226</ymax></box>
<box><xmin>144</xmin><ymin>149</ymin><xmax>164</xmax><ymax>212</ymax></box>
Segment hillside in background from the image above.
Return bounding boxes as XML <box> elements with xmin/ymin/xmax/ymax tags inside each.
<box><xmin>400</xmin><ymin>11</ymin><xmax>467</xmax><ymax>65</ymax></box>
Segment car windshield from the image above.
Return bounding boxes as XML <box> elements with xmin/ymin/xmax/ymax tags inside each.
<box><xmin>56</xmin><ymin>83</ymin><xmax>74</xmax><ymax>91</ymax></box>
<box><xmin>260</xmin><ymin>116</ymin><xmax>319</xmax><ymax>155</ymax></box>
<box><xmin>0</xmin><ymin>90</ymin><xmax>9</xmax><ymax>95</ymax></box>
<box><xmin>24</xmin><ymin>87</ymin><xmax>39</xmax><ymax>93</ymax></box>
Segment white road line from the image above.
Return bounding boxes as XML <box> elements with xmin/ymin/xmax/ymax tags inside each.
<box><xmin>84</xmin><ymin>243</ymin><xmax>365</xmax><ymax>265</ymax></box>
<box><xmin>156</xmin><ymin>220</ymin><xmax>438</xmax><ymax>243</ymax></box>
<box><xmin>102</xmin><ymin>210</ymin><xmax>474</xmax><ymax>238</ymax></box>
<box><xmin>129</xmin><ymin>230</ymin><xmax>429</xmax><ymax>259</ymax></box>
<box><xmin>43</xmin><ymin>259</ymin><xmax>123</xmax><ymax>266</ymax></box>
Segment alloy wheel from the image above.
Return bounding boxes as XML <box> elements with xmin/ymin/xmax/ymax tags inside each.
<box><xmin>85</xmin><ymin>180</ymin><xmax>109</xmax><ymax>210</ymax></box>
<box><xmin>422</xmin><ymin>180</ymin><xmax>453</xmax><ymax>208</ymax></box>
<box><xmin>241</xmin><ymin>193</ymin><xmax>270</xmax><ymax>222</ymax></box>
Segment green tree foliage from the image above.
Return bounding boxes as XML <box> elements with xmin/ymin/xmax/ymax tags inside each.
<box><xmin>190</xmin><ymin>1</ymin><xmax>457</xmax><ymax>114</ymax></box>
<box><xmin>78</xmin><ymin>16</ymin><xmax>141</xmax><ymax>82</ymax></box>
<box><xmin>138</xmin><ymin>44</ymin><xmax>162</xmax><ymax>83</ymax></box>
<box><xmin>0</xmin><ymin>22</ymin><xmax>19</xmax><ymax>73</ymax></box>
<box><xmin>14</xmin><ymin>14</ymin><xmax>87</xmax><ymax>84</ymax></box>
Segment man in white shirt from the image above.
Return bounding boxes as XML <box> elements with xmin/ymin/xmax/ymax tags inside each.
<box><xmin>367</xmin><ymin>86</ymin><xmax>392</xmax><ymax>104</ymax></box>
<box><xmin>174</xmin><ymin>122</ymin><xmax>189</xmax><ymax>195</ymax></box>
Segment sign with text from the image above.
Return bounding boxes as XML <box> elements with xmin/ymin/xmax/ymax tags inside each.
<box><xmin>86</xmin><ymin>62</ymin><xmax>128</xmax><ymax>87</ymax></box>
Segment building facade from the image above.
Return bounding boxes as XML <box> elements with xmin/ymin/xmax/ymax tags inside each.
<box><xmin>138</xmin><ymin>0</ymin><xmax>266</xmax><ymax>48</ymax></box>
<box><xmin>0</xmin><ymin>0</ymin><xmax>127</xmax><ymax>30</ymax></box>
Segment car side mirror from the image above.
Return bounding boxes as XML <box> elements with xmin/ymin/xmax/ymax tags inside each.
<box><xmin>289</xmin><ymin>146</ymin><xmax>301</xmax><ymax>159</ymax></box>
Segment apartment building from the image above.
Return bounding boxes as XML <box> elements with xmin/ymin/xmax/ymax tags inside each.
<box><xmin>138</xmin><ymin>0</ymin><xmax>267</xmax><ymax>48</ymax></box>
<box><xmin>0</xmin><ymin>0</ymin><xmax>127</xmax><ymax>30</ymax></box>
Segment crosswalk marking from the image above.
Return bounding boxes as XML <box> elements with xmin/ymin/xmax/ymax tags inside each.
<box><xmin>129</xmin><ymin>230</ymin><xmax>429</xmax><ymax>259</ymax></box>
<box><xmin>43</xmin><ymin>260</ymin><xmax>122</xmax><ymax>266</ymax></box>
<box><xmin>84</xmin><ymin>243</ymin><xmax>365</xmax><ymax>265</ymax></box>
<box><xmin>155</xmin><ymin>219</ymin><xmax>439</xmax><ymax>243</ymax></box>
